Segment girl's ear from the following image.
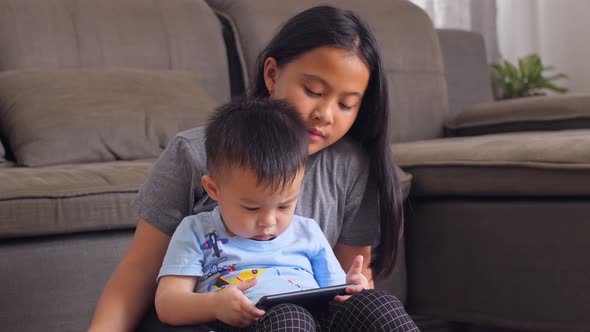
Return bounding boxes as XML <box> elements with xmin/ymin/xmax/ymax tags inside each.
<box><xmin>263</xmin><ymin>57</ymin><xmax>279</xmax><ymax>96</ymax></box>
<box><xmin>202</xmin><ymin>175</ymin><xmax>219</xmax><ymax>201</ymax></box>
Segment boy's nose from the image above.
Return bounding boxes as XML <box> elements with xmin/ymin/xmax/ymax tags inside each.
<box><xmin>257</xmin><ymin>214</ymin><xmax>276</xmax><ymax>227</ymax></box>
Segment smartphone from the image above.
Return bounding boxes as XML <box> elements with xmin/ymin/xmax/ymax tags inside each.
<box><xmin>255</xmin><ymin>283</ymin><xmax>355</xmax><ymax>312</ymax></box>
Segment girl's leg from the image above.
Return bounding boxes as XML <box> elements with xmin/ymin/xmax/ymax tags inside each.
<box><xmin>321</xmin><ymin>289</ymin><xmax>419</xmax><ymax>332</ymax></box>
<box><xmin>255</xmin><ymin>303</ymin><xmax>319</xmax><ymax>332</ymax></box>
<box><xmin>209</xmin><ymin>303</ymin><xmax>319</xmax><ymax>332</ymax></box>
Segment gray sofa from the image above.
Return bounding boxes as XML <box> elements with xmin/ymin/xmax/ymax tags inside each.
<box><xmin>1</xmin><ymin>1</ymin><xmax>588</xmax><ymax>332</ymax></box>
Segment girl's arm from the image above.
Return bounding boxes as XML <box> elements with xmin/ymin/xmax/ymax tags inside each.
<box><xmin>333</xmin><ymin>243</ymin><xmax>375</xmax><ymax>289</ymax></box>
<box><xmin>88</xmin><ymin>219</ymin><xmax>171</xmax><ymax>332</ymax></box>
<box><xmin>155</xmin><ymin>275</ymin><xmax>264</xmax><ymax>327</ymax></box>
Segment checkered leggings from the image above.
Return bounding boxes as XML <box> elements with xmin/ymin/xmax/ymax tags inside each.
<box><xmin>209</xmin><ymin>290</ymin><xmax>419</xmax><ymax>332</ymax></box>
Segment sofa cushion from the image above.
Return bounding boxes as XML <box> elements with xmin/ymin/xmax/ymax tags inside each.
<box><xmin>445</xmin><ymin>94</ymin><xmax>590</xmax><ymax>136</ymax></box>
<box><xmin>0</xmin><ymin>159</ymin><xmax>154</xmax><ymax>238</ymax></box>
<box><xmin>0</xmin><ymin>69</ymin><xmax>217</xmax><ymax>166</ymax></box>
<box><xmin>437</xmin><ymin>29</ymin><xmax>494</xmax><ymax>118</ymax></box>
<box><xmin>0</xmin><ymin>0</ymin><xmax>229</xmax><ymax>103</ymax></box>
<box><xmin>207</xmin><ymin>0</ymin><xmax>448</xmax><ymax>142</ymax></box>
<box><xmin>393</xmin><ymin>129</ymin><xmax>590</xmax><ymax>197</ymax></box>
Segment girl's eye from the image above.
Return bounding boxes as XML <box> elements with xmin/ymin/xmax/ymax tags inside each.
<box><xmin>304</xmin><ymin>86</ymin><xmax>321</xmax><ymax>97</ymax></box>
<box><xmin>243</xmin><ymin>206</ymin><xmax>259</xmax><ymax>211</ymax></box>
<box><xmin>339</xmin><ymin>103</ymin><xmax>353</xmax><ymax>111</ymax></box>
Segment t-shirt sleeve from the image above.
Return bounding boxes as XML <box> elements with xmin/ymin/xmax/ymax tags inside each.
<box><xmin>131</xmin><ymin>132</ymin><xmax>207</xmax><ymax>236</ymax></box>
<box><xmin>309</xmin><ymin>223</ymin><xmax>347</xmax><ymax>287</ymax></box>
<box><xmin>157</xmin><ymin>217</ymin><xmax>205</xmax><ymax>282</ymax></box>
<box><xmin>338</xmin><ymin>155</ymin><xmax>380</xmax><ymax>247</ymax></box>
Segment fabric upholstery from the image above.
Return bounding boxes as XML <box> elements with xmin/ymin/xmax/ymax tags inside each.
<box><xmin>0</xmin><ymin>69</ymin><xmax>216</xmax><ymax>166</ymax></box>
<box><xmin>393</xmin><ymin>129</ymin><xmax>590</xmax><ymax>197</ymax></box>
<box><xmin>0</xmin><ymin>230</ymin><xmax>133</xmax><ymax>332</ymax></box>
<box><xmin>0</xmin><ymin>137</ymin><xmax>5</xmax><ymax>162</ymax></box>
<box><xmin>445</xmin><ymin>94</ymin><xmax>590</xmax><ymax>136</ymax></box>
<box><xmin>0</xmin><ymin>0</ymin><xmax>229</xmax><ymax>103</ymax></box>
<box><xmin>397</xmin><ymin>166</ymin><xmax>413</xmax><ymax>200</ymax></box>
<box><xmin>437</xmin><ymin>29</ymin><xmax>494</xmax><ymax>118</ymax></box>
<box><xmin>406</xmin><ymin>200</ymin><xmax>590</xmax><ymax>331</ymax></box>
<box><xmin>0</xmin><ymin>159</ymin><xmax>153</xmax><ymax>238</ymax></box>
<box><xmin>206</xmin><ymin>0</ymin><xmax>449</xmax><ymax>142</ymax></box>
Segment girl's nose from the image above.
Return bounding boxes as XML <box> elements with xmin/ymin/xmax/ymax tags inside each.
<box><xmin>311</xmin><ymin>101</ymin><xmax>334</xmax><ymax>124</ymax></box>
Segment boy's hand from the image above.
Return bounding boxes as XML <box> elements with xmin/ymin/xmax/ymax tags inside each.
<box><xmin>214</xmin><ymin>278</ymin><xmax>265</xmax><ymax>327</ymax></box>
<box><xmin>333</xmin><ymin>255</ymin><xmax>370</xmax><ymax>303</ymax></box>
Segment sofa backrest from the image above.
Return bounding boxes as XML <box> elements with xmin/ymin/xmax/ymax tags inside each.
<box><xmin>0</xmin><ymin>0</ymin><xmax>229</xmax><ymax>103</ymax></box>
<box><xmin>437</xmin><ymin>29</ymin><xmax>494</xmax><ymax>118</ymax></box>
<box><xmin>207</xmin><ymin>0</ymin><xmax>449</xmax><ymax>142</ymax></box>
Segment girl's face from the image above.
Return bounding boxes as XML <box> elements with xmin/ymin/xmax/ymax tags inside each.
<box><xmin>264</xmin><ymin>46</ymin><xmax>370</xmax><ymax>155</ymax></box>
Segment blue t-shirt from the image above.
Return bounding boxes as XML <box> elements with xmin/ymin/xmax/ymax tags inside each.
<box><xmin>158</xmin><ymin>206</ymin><xmax>346</xmax><ymax>303</ymax></box>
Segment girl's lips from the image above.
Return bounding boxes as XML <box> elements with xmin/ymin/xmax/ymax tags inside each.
<box><xmin>308</xmin><ymin>128</ymin><xmax>324</xmax><ymax>142</ymax></box>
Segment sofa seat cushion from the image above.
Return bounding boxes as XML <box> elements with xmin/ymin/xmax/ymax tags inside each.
<box><xmin>393</xmin><ymin>129</ymin><xmax>590</xmax><ymax>197</ymax></box>
<box><xmin>0</xmin><ymin>159</ymin><xmax>154</xmax><ymax>239</ymax></box>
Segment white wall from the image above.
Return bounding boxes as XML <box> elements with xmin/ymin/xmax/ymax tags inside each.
<box><xmin>497</xmin><ymin>0</ymin><xmax>590</xmax><ymax>93</ymax></box>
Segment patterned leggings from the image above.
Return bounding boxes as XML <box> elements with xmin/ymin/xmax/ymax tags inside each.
<box><xmin>208</xmin><ymin>290</ymin><xmax>420</xmax><ymax>332</ymax></box>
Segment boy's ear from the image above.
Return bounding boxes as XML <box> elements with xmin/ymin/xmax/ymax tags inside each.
<box><xmin>202</xmin><ymin>175</ymin><xmax>219</xmax><ymax>201</ymax></box>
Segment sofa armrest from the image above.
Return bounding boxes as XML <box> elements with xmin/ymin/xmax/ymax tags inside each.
<box><xmin>445</xmin><ymin>94</ymin><xmax>590</xmax><ymax>137</ymax></box>
<box><xmin>396</xmin><ymin>165</ymin><xmax>413</xmax><ymax>200</ymax></box>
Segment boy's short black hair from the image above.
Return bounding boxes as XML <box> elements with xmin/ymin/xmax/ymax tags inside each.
<box><xmin>205</xmin><ymin>98</ymin><xmax>308</xmax><ymax>191</ymax></box>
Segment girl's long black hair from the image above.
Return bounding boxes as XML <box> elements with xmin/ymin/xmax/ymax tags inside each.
<box><xmin>251</xmin><ymin>5</ymin><xmax>403</xmax><ymax>278</ymax></box>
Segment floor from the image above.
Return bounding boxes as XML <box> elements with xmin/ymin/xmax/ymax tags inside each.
<box><xmin>414</xmin><ymin>316</ymin><xmax>531</xmax><ymax>332</ymax></box>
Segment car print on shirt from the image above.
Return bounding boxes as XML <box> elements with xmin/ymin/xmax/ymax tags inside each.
<box><xmin>212</xmin><ymin>268</ymin><xmax>266</xmax><ymax>291</ymax></box>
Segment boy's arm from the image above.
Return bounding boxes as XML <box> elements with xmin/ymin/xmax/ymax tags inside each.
<box><xmin>155</xmin><ymin>275</ymin><xmax>215</xmax><ymax>325</ymax></box>
<box><xmin>308</xmin><ymin>223</ymin><xmax>347</xmax><ymax>287</ymax></box>
<box><xmin>156</xmin><ymin>275</ymin><xmax>264</xmax><ymax>327</ymax></box>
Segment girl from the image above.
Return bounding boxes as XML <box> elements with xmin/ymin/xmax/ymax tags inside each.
<box><xmin>90</xmin><ymin>5</ymin><xmax>415</xmax><ymax>332</ymax></box>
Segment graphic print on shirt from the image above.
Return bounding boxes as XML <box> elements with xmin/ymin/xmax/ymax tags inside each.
<box><xmin>198</xmin><ymin>229</ymin><xmax>267</xmax><ymax>292</ymax></box>
<box><xmin>200</xmin><ymin>230</ymin><xmax>229</xmax><ymax>258</ymax></box>
<box><xmin>211</xmin><ymin>268</ymin><xmax>266</xmax><ymax>291</ymax></box>
<box><xmin>274</xmin><ymin>267</ymin><xmax>303</xmax><ymax>289</ymax></box>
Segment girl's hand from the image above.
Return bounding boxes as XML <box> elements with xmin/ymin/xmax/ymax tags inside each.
<box><xmin>214</xmin><ymin>278</ymin><xmax>265</xmax><ymax>327</ymax></box>
<box><xmin>333</xmin><ymin>255</ymin><xmax>370</xmax><ymax>303</ymax></box>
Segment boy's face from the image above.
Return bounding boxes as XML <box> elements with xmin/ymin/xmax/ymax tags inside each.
<box><xmin>202</xmin><ymin>166</ymin><xmax>304</xmax><ymax>241</ymax></box>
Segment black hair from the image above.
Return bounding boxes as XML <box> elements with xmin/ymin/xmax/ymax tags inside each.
<box><xmin>252</xmin><ymin>6</ymin><xmax>403</xmax><ymax>278</ymax></box>
<box><xmin>205</xmin><ymin>99</ymin><xmax>308</xmax><ymax>191</ymax></box>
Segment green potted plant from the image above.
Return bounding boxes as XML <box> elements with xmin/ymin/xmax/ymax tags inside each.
<box><xmin>491</xmin><ymin>53</ymin><xmax>569</xmax><ymax>99</ymax></box>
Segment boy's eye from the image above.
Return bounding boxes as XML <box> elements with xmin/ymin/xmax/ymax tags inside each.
<box><xmin>242</xmin><ymin>206</ymin><xmax>259</xmax><ymax>211</ymax></box>
<box><xmin>304</xmin><ymin>86</ymin><xmax>321</xmax><ymax>97</ymax></box>
<box><xmin>278</xmin><ymin>205</ymin><xmax>291</xmax><ymax>210</ymax></box>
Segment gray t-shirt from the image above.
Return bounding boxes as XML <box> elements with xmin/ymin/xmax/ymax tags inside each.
<box><xmin>132</xmin><ymin>127</ymin><xmax>379</xmax><ymax>247</ymax></box>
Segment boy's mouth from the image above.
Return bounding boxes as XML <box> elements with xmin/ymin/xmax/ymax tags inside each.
<box><xmin>252</xmin><ymin>234</ymin><xmax>275</xmax><ymax>241</ymax></box>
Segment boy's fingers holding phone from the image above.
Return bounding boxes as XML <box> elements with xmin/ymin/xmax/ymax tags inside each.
<box><xmin>242</xmin><ymin>301</ymin><xmax>265</xmax><ymax>319</ymax></box>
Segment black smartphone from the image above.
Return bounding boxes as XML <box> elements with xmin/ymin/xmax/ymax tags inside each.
<box><xmin>255</xmin><ymin>283</ymin><xmax>355</xmax><ymax>312</ymax></box>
